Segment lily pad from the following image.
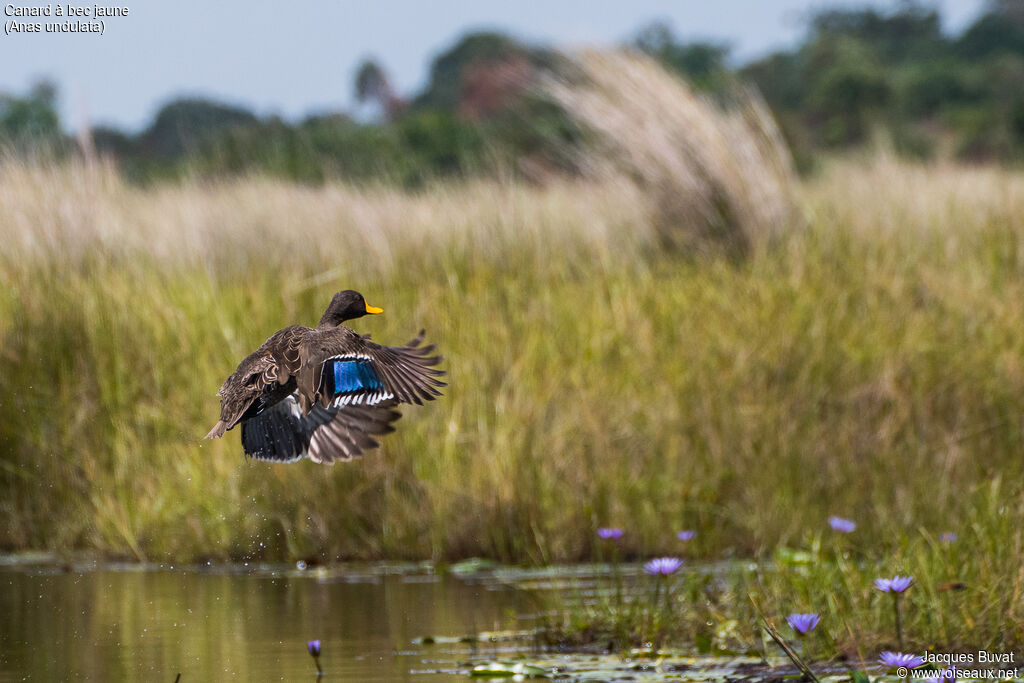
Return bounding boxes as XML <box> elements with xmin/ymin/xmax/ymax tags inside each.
<box><xmin>448</xmin><ymin>558</ymin><xmax>498</xmax><ymax>575</ymax></box>
<box><xmin>470</xmin><ymin>661</ymin><xmax>550</xmax><ymax>678</ymax></box>
<box><xmin>850</xmin><ymin>671</ymin><xmax>871</xmax><ymax>683</ymax></box>
<box><xmin>775</xmin><ymin>548</ymin><xmax>815</xmax><ymax>566</ymax></box>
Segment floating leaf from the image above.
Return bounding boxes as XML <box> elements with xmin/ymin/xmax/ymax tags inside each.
<box><xmin>412</xmin><ymin>634</ymin><xmax>465</xmax><ymax>645</ymax></box>
<box><xmin>477</xmin><ymin>629</ymin><xmax>535</xmax><ymax>642</ymax></box>
<box><xmin>850</xmin><ymin>670</ymin><xmax>871</xmax><ymax>683</ymax></box>
<box><xmin>448</xmin><ymin>558</ymin><xmax>497</xmax><ymax>575</ymax></box>
<box><xmin>470</xmin><ymin>661</ymin><xmax>549</xmax><ymax>678</ymax></box>
<box><xmin>775</xmin><ymin>548</ymin><xmax>814</xmax><ymax>566</ymax></box>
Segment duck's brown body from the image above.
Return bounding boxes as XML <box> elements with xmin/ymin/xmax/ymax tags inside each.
<box><xmin>205</xmin><ymin>291</ymin><xmax>445</xmax><ymax>464</ymax></box>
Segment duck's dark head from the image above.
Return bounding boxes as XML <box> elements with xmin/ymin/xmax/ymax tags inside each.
<box><xmin>318</xmin><ymin>290</ymin><xmax>383</xmax><ymax>327</ymax></box>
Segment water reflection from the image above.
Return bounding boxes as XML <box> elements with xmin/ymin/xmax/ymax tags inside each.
<box><xmin>0</xmin><ymin>564</ymin><xmax>534</xmax><ymax>681</ymax></box>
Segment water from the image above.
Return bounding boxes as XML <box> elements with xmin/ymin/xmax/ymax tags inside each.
<box><xmin>0</xmin><ymin>562</ymin><xmax>537</xmax><ymax>681</ymax></box>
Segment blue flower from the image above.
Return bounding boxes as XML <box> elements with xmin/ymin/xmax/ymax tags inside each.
<box><xmin>786</xmin><ymin>613</ymin><xmax>820</xmax><ymax>635</ymax></box>
<box><xmin>644</xmin><ymin>557</ymin><xmax>683</xmax><ymax>575</ymax></box>
<box><xmin>939</xmin><ymin>532</ymin><xmax>957</xmax><ymax>543</ymax></box>
<box><xmin>307</xmin><ymin>640</ymin><xmax>321</xmax><ymax>657</ymax></box>
<box><xmin>597</xmin><ymin>527</ymin><xmax>624</xmax><ymax>540</ymax></box>
<box><xmin>879</xmin><ymin>651</ymin><xmax>924</xmax><ymax>669</ymax></box>
<box><xmin>676</xmin><ymin>530</ymin><xmax>696</xmax><ymax>541</ymax></box>
<box><xmin>828</xmin><ymin>516</ymin><xmax>856</xmax><ymax>533</ymax></box>
<box><xmin>875</xmin><ymin>575</ymin><xmax>915</xmax><ymax>593</ymax></box>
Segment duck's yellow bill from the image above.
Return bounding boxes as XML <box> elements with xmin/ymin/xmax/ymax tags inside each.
<box><xmin>365</xmin><ymin>303</ymin><xmax>384</xmax><ymax>314</ymax></box>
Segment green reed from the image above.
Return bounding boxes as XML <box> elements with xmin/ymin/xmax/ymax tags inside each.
<box><xmin>2</xmin><ymin>160</ymin><xmax>1024</xmax><ymax>653</ymax></box>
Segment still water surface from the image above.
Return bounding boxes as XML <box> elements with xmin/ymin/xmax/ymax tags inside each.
<box><xmin>1</xmin><ymin>561</ymin><xmax>538</xmax><ymax>681</ymax></box>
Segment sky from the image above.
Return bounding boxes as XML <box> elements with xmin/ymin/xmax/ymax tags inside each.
<box><xmin>0</xmin><ymin>0</ymin><xmax>988</xmax><ymax>132</ymax></box>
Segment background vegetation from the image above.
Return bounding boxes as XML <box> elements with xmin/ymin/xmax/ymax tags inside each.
<box><xmin>6</xmin><ymin>1</ymin><xmax>1024</xmax><ymax>183</ymax></box>
<box><xmin>3</xmin><ymin>147</ymin><xmax>1024</xmax><ymax>566</ymax></box>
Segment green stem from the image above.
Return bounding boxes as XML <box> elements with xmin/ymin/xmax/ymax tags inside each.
<box><xmin>648</xmin><ymin>575</ymin><xmax>662</xmax><ymax>643</ymax></box>
<box><xmin>893</xmin><ymin>594</ymin><xmax>903</xmax><ymax>651</ymax></box>
<box><xmin>662</xmin><ymin>575</ymin><xmax>671</xmax><ymax>615</ymax></box>
<box><xmin>612</xmin><ymin>546</ymin><xmax>622</xmax><ymax>608</ymax></box>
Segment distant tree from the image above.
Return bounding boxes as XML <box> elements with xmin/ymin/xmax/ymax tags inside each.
<box><xmin>743</xmin><ymin>3</ymin><xmax>962</xmax><ymax>154</ymax></box>
<box><xmin>355</xmin><ymin>60</ymin><xmax>387</xmax><ymax>103</ymax></box>
<box><xmin>414</xmin><ymin>32</ymin><xmax>522</xmax><ymax>112</ymax></box>
<box><xmin>741</xmin><ymin>52</ymin><xmax>805</xmax><ymax>111</ymax></box>
<box><xmin>354</xmin><ymin>58</ymin><xmax>406</xmax><ymax>122</ymax></box>
<box><xmin>633</xmin><ymin>21</ymin><xmax>732</xmax><ymax>91</ymax></box>
<box><xmin>810</xmin><ymin>60</ymin><xmax>891</xmax><ymax>146</ymax></box>
<box><xmin>412</xmin><ymin>31</ymin><xmax>558</xmax><ymax>115</ymax></box>
<box><xmin>457</xmin><ymin>54</ymin><xmax>535</xmax><ymax>120</ymax></box>
<box><xmin>900</xmin><ymin>61</ymin><xmax>982</xmax><ymax>117</ymax></box>
<box><xmin>397</xmin><ymin>110</ymin><xmax>484</xmax><ymax>179</ymax></box>
<box><xmin>1011</xmin><ymin>94</ymin><xmax>1024</xmax><ymax>142</ymax></box>
<box><xmin>957</xmin><ymin>0</ymin><xmax>1024</xmax><ymax>59</ymax></box>
<box><xmin>988</xmin><ymin>0</ymin><xmax>1024</xmax><ymax>24</ymax></box>
<box><xmin>810</xmin><ymin>3</ymin><xmax>943</xmax><ymax>62</ymax></box>
<box><xmin>140</xmin><ymin>97</ymin><xmax>258</xmax><ymax>160</ymax></box>
<box><xmin>0</xmin><ymin>79</ymin><xmax>61</xmax><ymax>145</ymax></box>
<box><xmin>91</xmin><ymin>125</ymin><xmax>138</xmax><ymax>158</ymax></box>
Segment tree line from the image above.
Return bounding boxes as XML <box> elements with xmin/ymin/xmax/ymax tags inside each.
<box><xmin>3</xmin><ymin>0</ymin><xmax>1024</xmax><ymax>183</ymax></box>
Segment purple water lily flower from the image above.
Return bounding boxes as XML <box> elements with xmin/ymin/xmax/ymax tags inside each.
<box><xmin>307</xmin><ymin>639</ymin><xmax>323</xmax><ymax>674</ymax></box>
<box><xmin>786</xmin><ymin>613</ymin><xmax>820</xmax><ymax>635</ymax></box>
<box><xmin>676</xmin><ymin>530</ymin><xmax>696</xmax><ymax>541</ymax></box>
<box><xmin>939</xmin><ymin>532</ymin><xmax>957</xmax><ymax>543</ymax></box>
<box><xmin>828</xmin><ymin>516</ymin><xmax>856</xmax><ymax>533</ymax></box>
<box><xmin>878</xmin><ymin>576</ymin><xmax>914</xmax><ymax>650</ymax></box>
<box><xmin>597</xmin><ymin>527</ymin><xmax>624</xmax><ymax>540</ymax></box>
<box><xmin>644</xmin><ymin>557</ymin><xmax>683</xmax><ymax>575</ymax></box>
<box><xmin>879</xmin><ymin>651</ymin><xmax>924</xmax><ymax>670</ymax></box>
<box><xmin>875</xmin><ymin>575</ymin><xmax>915</xmax><ymax>593</ymax></box>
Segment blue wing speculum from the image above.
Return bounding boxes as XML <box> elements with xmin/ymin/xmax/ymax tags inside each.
<box><xmin>324</xmin><ymin>356</ymin><xmax>395</xmax><ymax>406</ymax></box>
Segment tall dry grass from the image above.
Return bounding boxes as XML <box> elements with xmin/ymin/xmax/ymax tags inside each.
<box><xmin>544</xmin><ymin>50</ymin><xmax>797</xmax><ymax>253</ymax></box>
<box><xmin>0</xmin><ymin>158</ymin><xmax>648</xmax><ymax>276</ymax></box>
<box><xmin>2</xmin><ymin>154</ymin><xmax>1024</xmax><ymax>561</ymax></box>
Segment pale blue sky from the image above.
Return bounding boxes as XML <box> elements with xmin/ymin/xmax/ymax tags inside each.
<box><xmin>0</xmin><ymin>0</ymin><xmax>986</xmax><ymax>132</ymax></box>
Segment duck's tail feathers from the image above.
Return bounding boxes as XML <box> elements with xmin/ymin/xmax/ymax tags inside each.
<box><xmin>204</xmin><ymin>421</ymin><xmax>230</xmax><ymax>440</ymax></box>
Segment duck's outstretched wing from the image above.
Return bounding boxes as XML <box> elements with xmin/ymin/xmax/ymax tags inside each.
<box><xmin>204</xmin><ymin>326</ymin><xmax>307</xmax><ymax>439</ymax></box>
<box><xmin>298</xmin><ymin>329</ymin><xmax>447</xmax><ymax>410</ymax></box>
<box><xmin>240</xmin><ymin>394</ymin><xmax>401</xmax><ymax>464</ymax></box>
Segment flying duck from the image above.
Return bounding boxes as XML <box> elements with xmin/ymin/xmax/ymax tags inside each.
<box><xmin>205</xmin><ymin>290</ymin><xmax>445</xmax><ymax>464</ymax></box>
